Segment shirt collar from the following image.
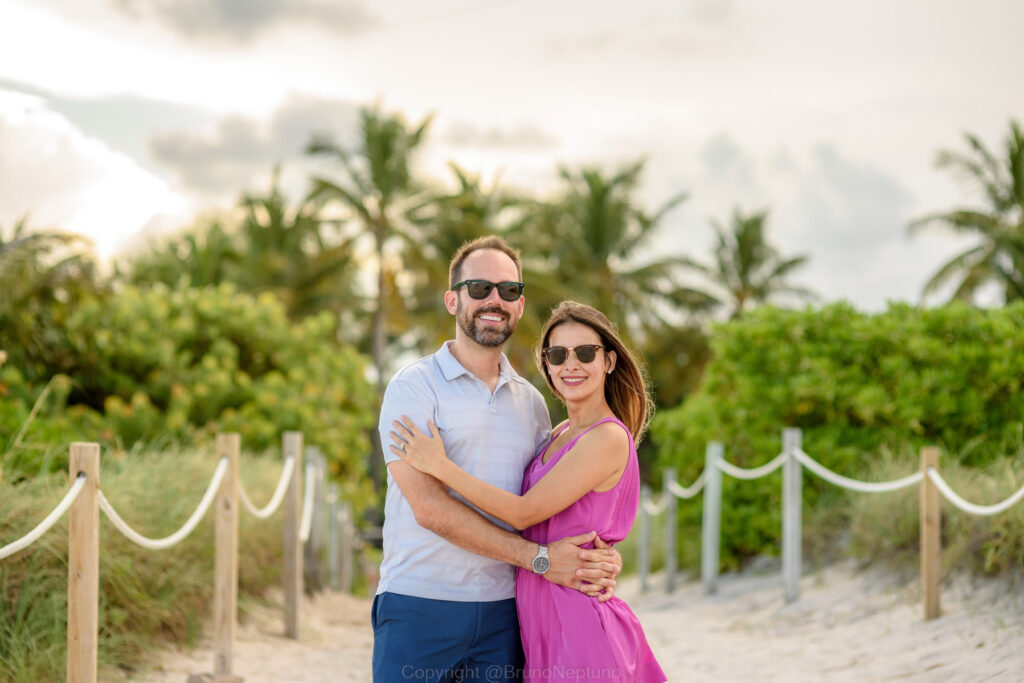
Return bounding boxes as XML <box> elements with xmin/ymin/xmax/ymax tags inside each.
<box><xmin>436</xmin><ymin>341</ymin><xmax>521</xmax><ymax>385</ymax></box>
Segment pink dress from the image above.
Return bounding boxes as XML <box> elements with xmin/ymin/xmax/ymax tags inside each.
<box><xmin>515</xmin><ymin>417</ymin><xmax>667</xmax><ymax>682</ymax></box>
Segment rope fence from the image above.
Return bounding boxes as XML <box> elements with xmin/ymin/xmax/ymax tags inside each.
<box><xmin>0</xmin><ymin>431</ymin><xmax>366</xmax><ymax>683</ymax></box>
<box><xmin>0</xmin><ymin>474</ymin><xmax>86</xmax><ymax>561</ymax></box>
<box><xmin>97</xmin><ymin>457</ymin><xmax>228</xmax><ymax>551</ymax></box>
<box><xmin>925</xmin><ymin>468</ymin><xmax>1024</xmax><ymax>517</ymax></box>
<box><xmin>238</xmin><ymin>455</ymin><xmax>295</xmax><ymax>519</ymax></box>
<box><xmin>637</xmin><ymin>428</ymin><xmax>1024</xmax><ymax>621</ymax></box>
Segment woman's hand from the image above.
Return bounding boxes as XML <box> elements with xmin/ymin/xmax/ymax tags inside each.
<box><xmin>389</xmin><ymin>416</ymin><xmax>448</xmax><ymax>478</ymax></box>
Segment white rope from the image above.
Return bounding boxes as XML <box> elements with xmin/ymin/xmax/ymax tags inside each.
<box><xmin>927</xmin><ymin>468</ymin><xmax>1024</xmax><ymax>516</ymax></box>
<box><xmin>642</xmin><ymin>496</ymin><xmax>668</xmax><ymax>516</ymax></box>
<box><xmin>299</xmin><ymin>461</ymin><xmax>316</xmax><ymax>544</ymax></box>
<box><xmin>98</xmin><ymin>458</ymin><xmax>228</xmax><ymax>550</ymax></box>
<box><xmin>666</xmin><ymin>471</ymin><xmax>706</xmax><ymax>499</ymax></box>
<box><xmin>716</xmin><ymin>452</ymin><xmax>787</xmax><ymax>480</ymax></box>
<box><xmin>0</xmin><ymin>475</ymin><xmax>87</xmax><ymax>561</ymax></box>
<box><xmin>793</xmin><ymin>449</ymin><xmax>924</xmax><ymax>493</ymax></box>
<box><xmin>238</xmin><ymin>455</ymin><xmax>296</xmax><ymax>519</ymax></box>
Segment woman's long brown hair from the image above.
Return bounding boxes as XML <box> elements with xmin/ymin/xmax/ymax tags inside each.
<box><xmin>535</xmin><ymin>301</ymin><xmax>654</xmax><ymax>443</ymax></box>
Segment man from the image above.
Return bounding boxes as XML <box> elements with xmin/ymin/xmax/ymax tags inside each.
<box><xmin>373</xmin><ymin>236</ymin><xmax>622</xmax><ymax>682</ymax></box>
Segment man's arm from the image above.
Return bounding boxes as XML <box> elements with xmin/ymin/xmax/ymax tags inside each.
<box><xmin>389</xmin><ymin>460</ymin><xmax>618</xmax><ymax>597</ymax></box>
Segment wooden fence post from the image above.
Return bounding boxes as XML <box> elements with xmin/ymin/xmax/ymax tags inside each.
<box><xmin>304</xmin><ymin>447</ymin><xmax>325</xmax><ymax>595</ymax></box>
<box><xmin>340</xmin><ymin>504</ymin><xmax>354</xmax><ymax>594</ymax></box>
<box><xmin>213</xmin><ymin>434</ymin><xmax>240</xmax><ymax>680</ymax></box>
<box><xmin>327</xmin><ymin>484</ymin><xmax>340</xmax><ymax>591</ymax></box>
<box><xmin>638</xmin><ymin>485</ymin><xmax>652</xmax><ymax>593</ymax></box>
<box><xmin>663</xmin><ymin>468</ymin><xmax>678</xmax><ymax>593</ymax></box>
<box><xmin>701</xmin><ymin>442</ymin><xmax>723</xmax><ymax>595</ymax></box>
<box><xmin>67</xmin><ymin>443</ymin><xmax>100</xmax><ymax>683</ymax></box>
<box><xmin>283</xmin><ymin>432</ymin><xmax>304</xmax><ymax>639</ymax></box>
<box><xmin>920</xmin><ymin>447</ymin><xmax>941</xmax><ymax>620</ymax></box>
<box><xmin>316</xmin><ymin>452</ymin><xmax>327</xmax><ymax>592</ymax></box>
<box><xmin>782</xmin><ymin>428</ymin><xmax>802</xmax><ymax>604</ymax></box>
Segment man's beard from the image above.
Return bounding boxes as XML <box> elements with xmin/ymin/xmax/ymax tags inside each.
<box><xmin>456</xmin><ymin>301</ymin><xmax>517</xmax><ymax>348</ymax></box>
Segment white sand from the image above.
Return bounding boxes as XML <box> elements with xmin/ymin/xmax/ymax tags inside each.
<box><xmin>138</xmin><ymin>563</ymin><xmax>1024</xmax><ymax>682</ymax></box>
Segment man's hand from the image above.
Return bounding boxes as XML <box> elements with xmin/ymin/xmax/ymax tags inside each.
<box><xmin>543</xmin><ymin>531</ymin><xmax>620</xmax><ymax>602</ymax></box>
<box><xmin>583</xmin><ymin>535</ymin><xmax>621</xmax><ymax>602</ymax></box>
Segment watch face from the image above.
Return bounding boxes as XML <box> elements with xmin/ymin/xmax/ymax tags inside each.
<box><xmin>533</xmin><ymin>556</ymin><xmax>550</xmax><ymax>574</ymax></box>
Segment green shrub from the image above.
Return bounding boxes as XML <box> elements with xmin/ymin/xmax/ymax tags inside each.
<box><xmin>652</xmin><ymin>302</ymin><xmax>1024</xmax><ymax>572</ymax></box>
<box><xmin>1</xmin><ymin>282</ymin><xmax>375</xmax><ymax>510</ymax></box>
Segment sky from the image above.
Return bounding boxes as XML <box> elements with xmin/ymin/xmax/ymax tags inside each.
<box><xmin>1</xmin><ymin>0</ymin><xmax>1022</xmax><ymax>310</ymax></box>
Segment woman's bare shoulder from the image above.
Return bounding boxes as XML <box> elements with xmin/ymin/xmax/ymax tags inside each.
<box><xmin>570</xmin><ymin>420</ymin><xmax>630</xmax><ymax>462</ymax></box>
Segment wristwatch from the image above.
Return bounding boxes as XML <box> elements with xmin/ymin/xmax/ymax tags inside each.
<box><xmin>531</xmin><ymin>544</ymin><xmax>550</xmax><ymax>574</ymax></box>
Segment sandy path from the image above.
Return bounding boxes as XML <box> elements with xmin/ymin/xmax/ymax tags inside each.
<box><xmin>633</xmin><ymin>563</ymin><xmax>1024</xmax><ymax>681</ymax></box>
<box><xmin>139</xmin><ymin>563</ymin><xmax>1024</xmax><ymax>682</ymax></box>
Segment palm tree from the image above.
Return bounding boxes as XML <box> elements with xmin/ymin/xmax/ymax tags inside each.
<box><xmin>119</xmin><ymin>169</ymin><xmax>360</xmax><ymax>321</ymax></box>
<box><xmin>117</xmin><ymin>218</ymin><xmax>239</xmax><ymax>288</ymax></box>
<box><xmin>306</xmin><ymin>104</ymin><xmax>432</xmax><ymax>495</ymax></box>
<box><xmin>306</xmin><ymin>104</ymin><xmax>433</xmax><ymax>394</ymax></box>
<box><xmin>0</xmin><ymin>217</ymin><xmax>94</xmax><ymax>304</ymax></box>
<box><xmin>910</xmin><ymin>120</ymin><xmax>1024</xmax><ymax>303</ymax></box>
<box><xmin>236</xmin><ymin>169</ymin><xmax>360</xmax><ymax>320</ymax></box>
<box><xmin>400</xmin><ymin>164</ymin><xmax>515</xmax><ymax>351</ymax></box>
<box><xmin>0</xmin><ymin>217</ymin><xmax>100</xmax><ymax>379</ymax></box>
<box><xmin>681</xmin><ymin>208</ymin><xmax>815</xmax><ymax>319</ymax></box>
<box><xmin>639</xmin><ymin>320</ymin><xmax>711</xmax><ymax>410</ymax></box>
<box><xmin>516</xmin><ymin>159</ymin><xmax>713</xmax><ymax>343</ymax></box>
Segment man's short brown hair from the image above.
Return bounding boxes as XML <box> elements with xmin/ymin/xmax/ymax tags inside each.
<box><xmin>448</xmin><ymin>236</ymin><xmax>523</xmax><ymax>288</ymax></box>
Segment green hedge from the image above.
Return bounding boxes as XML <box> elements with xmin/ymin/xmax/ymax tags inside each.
<box><xmin>652</xmin><ymin>302</ymin><xmax>1024</xmax><ymax>570</ymax></box>
<box><xmin>1</xmin><ymin>282</ymin><xmax>375</xmax><ymax>509</ymax></box>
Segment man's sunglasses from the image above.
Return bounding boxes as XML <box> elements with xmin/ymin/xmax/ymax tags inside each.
<box><xmin>452</xmin><ymin>279</ymin><xmax>525</xmax><ymax>302</ymax></box>
<box><xmin>542</xmin><ymin>344</ymin><xmax>605</xmax><ymax>365</ymax></box>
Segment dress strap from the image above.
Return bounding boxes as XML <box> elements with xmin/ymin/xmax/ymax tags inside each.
<box><xmin>538</xmin><ymin>421</ymin><xmax>572</xmax><ymax>465</ymax></box>
<box><xmin>566</xmin><ymin>416</ymin><xmax>631</xmax><ymax>449</ymax></box>
<box><xmin>547</xmin><ymin>421</ymin><xmax>571</xmax><ymax>448</ymax></box>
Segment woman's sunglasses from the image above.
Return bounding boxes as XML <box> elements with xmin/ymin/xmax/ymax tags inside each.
<box><xmin>452</xmin><ymin>279</ymin><xmax>525</xmax><ymax>302</ymax></box>
<box><xmin>542</xmin><ymin>344</ymin><xmax>605</xmax><ymax>365</ymax></box>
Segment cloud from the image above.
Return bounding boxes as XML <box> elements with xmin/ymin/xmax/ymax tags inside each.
<box><xmin>542</xmin><ymin>29</ymin><xmax>723</xmax><ymax>60</ymax></box>
<box><xmin>0</xmin><ymin>89</ymin><xmax>183</xmax><ymax>260</ymax></box>
<box><xmin>689</xmin><ymin>0</ymin><xmax>735</xmax><ymax>27</ymax></box>
<box><xmin>111</xmin><ymin>0</ymin><xmax>379</xmax><ymax>42</ymax></box>
<box><xmin>147</xmin><ymin>94</ymin><xmax>362</xmax><ymax>197</ymax></box>
<box><xmin>699</xmin><ymin>134</ymin><xmax>757</xmax><ymax>195</ymax></box>
<box><xmin>440</xmin><ymin>120</ymin><xmax>559</xmax><ymax>150</ymax></box>
<box><xmin>0</xmin><ymin>78</ymin><xmax>215</xmax><ymax>173</ymax></box>
<box><xmin>793</xmin><ymin>144</ymin><xmax>913</xmax><ymax>253</ymax></box>
<box><xmin>639</xmin><ymin>130</ymin><xmax>930</xmax><ymax>309</ymax></box>
<box><xmin>539</xmin><ymin>3</ymin><xmax>733</xmax><ymax>60</ymax></box>
<box><xmin>779</xmin><ymin>144</ymin><xmax>925</xmax><ymax>306</ymax></box>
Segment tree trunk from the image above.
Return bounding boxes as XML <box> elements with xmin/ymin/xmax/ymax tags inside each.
<box><xmin>370</xmin><ymin>219</ymin><xmax>387</xmax><ymax>507</ymax></box>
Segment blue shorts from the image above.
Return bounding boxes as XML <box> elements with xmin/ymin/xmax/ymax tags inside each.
<box><xmin>371</xmin><ymin>592</ymin><xmax>523</xmax><ymax>682</ymax></box>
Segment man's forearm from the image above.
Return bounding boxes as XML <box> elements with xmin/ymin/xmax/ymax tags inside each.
<box><xmin>387</xmin><ymin>458</ymin><xmax>535</xmax><ymax>568</ymax></box>
<box><xmin>421</xmin><ymin>489</ymin><xmax>536</xmax><ymax>569</ymax></box>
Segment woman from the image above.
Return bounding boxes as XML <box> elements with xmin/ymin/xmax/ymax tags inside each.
<box><xmin>390</xmin><ymin>301</ymin><xmax>666</xmax><ymax>682</ymax></box>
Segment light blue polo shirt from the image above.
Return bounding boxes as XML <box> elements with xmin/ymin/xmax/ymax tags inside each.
<box><xmin>377</xmin><ymin>341</ymin><xmax>552</xmax><ymax>602</ymax></box>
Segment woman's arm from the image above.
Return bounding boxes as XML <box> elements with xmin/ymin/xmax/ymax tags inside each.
<box><xmin>390</xmin><ymin>416</ymin><xmax>628</xmax><ymax>531</ymax></box>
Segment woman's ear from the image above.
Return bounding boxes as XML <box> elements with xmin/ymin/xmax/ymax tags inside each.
<box><xmin>606</xmin><ymin>349</ymin><xmax>617</xmax><ymax>374</ymax></box>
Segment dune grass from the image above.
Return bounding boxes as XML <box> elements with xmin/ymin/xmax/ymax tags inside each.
<box><xmin>1</xmin><ymin>446</ymin><xmax>288</xmax><ymax>682</ymax></box>
<box><xmin>846</xmin><ymin>445</ymin><xmax>1024</xmax><ymax>576</ymax></box>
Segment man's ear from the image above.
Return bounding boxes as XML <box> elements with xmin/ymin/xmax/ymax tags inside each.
<box><xmin>444</xmin><ymin>290</ymin><xmax>458</xmax><ymax>314</ymax></box>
